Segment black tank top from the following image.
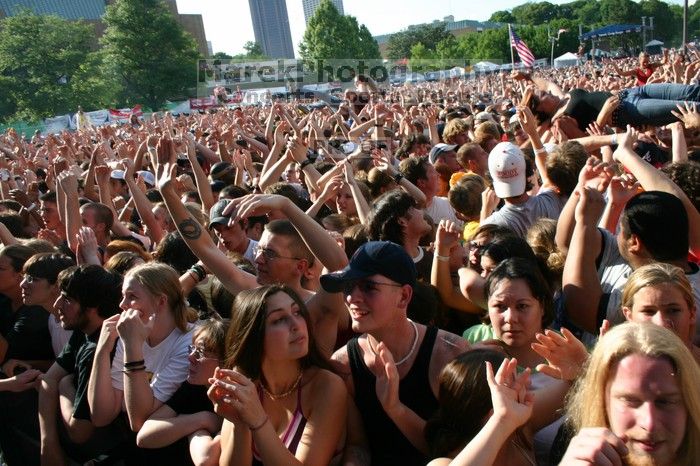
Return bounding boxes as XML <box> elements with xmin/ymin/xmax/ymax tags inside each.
<box><xmin>348</xmin><ymin>326</ymin><xmax>439</xmax><ymax>466</ymax></box>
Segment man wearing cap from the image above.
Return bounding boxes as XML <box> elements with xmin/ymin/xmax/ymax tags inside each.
<box><xmin>208</xmin><ymin>199</ymin><xmax>257</xmax><ymax>262</ymax></box>
<box><xmin>428</xmin><ymin>143</ymin><xmax>460</xmax><ymax>174</ymax></box>
<box><xmin>481</xmin><ymin>141</ymin><xmax>565</xmax><ymax>237</ymax></box>
<box><xmin>323</xmin><ymin>241</ymin><xmax>468</xmax><ymax>466</ymax></box>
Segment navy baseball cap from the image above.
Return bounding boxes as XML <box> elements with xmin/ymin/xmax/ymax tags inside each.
<box><xmin>320</xmin><ymin>241</ymin><xmax>416</xmax><ymax>293</ymax></box>
<box><xmin>208</xmin><ymin>199</ymin><xmax>231</xmax><ymax>229</ymax></box>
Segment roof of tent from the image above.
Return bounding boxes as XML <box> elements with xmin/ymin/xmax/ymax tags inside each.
<box><xmin>646</xmin><ymin>40</ymin><xmax>664</xmax><ymax>46</ymax></box>
<box><xmin>554</xmin><ymin>52</ymin><xmax>579</xmax><ymax>61</ymax></box>
<box><xmin>580</xmin><ymin>24</ymin><xmax>642</xmax><ymax>41</ymax></box>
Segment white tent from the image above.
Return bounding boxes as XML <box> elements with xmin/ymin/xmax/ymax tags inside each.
<box><xmin>472</xmin><ymin>61</ymin><xmax>500</xmax><ymax>71</ymax></box>
<box><xmin>553</xmin><ymin>52</ymin><xmax>579</xmax><ymax>68</ymax></box>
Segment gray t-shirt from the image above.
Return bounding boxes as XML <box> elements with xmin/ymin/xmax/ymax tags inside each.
<box><xmin>482</xmin><ymin>189</ymin><xmax>565</xmax><ymax>237</ymax></box>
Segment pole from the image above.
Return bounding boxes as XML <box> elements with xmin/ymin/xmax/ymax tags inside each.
<box><xmin>509</xmin><ymin>24</ymin><xmax>515</xmax><ymax>70</ymax></box>
<box><xmin>551</xmin><ymin>37</ymin><xmax>555</xmax><ymax>68</ymax></box>
<box><xmin>683</xmin><ymin>0</ymin><xmax>688</xmax><ymax>50</ymax></box>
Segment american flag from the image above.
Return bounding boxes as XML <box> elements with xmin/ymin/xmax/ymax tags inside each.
<box><xmin>509</xmin><ymin>25</ymin><xmax>535</xmax><ymax>68</ymax></box>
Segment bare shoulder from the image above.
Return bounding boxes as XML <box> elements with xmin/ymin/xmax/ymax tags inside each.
<box><xmin>428</xmin><ymin>329</ymin><xmax>469</xmax><ymax>382</ymax></box>
<box><xmin>308</xmin><ymin>367</ymin><xmax>347</xmax><ymax>396</ymax></box>
<box><xmin>435</xmin><ymin>329</ymin><xmax>469</xmax><ymax>359</ymax></box>
<box><xmin>331</xmin><ymin>345</ymin><xmax>353</xmax><ymax>377</ymax></box>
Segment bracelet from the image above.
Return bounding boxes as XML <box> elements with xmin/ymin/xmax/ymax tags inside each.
<box><xmin>434</xmin><ymin>253</ymin><xmax>450</xmax><ymax>262</ymax></box>
<box><xmin>534</xmin><ymin>147</ymin><xmax>547</xmax><ymax>155</ymax></box>
<box><xmin>189</xmin><ymin>265</ymin><xmax>206</xmax><ymax>282</ymax></box>
<box><xmin>124</xmin><ymin>359</ymin><xmax>145</xmax><ymax>368</ymax></box>
<box><xmin>610</xmin><ymin>134</ymin><xmax>618</xmax><ymax>145</ymax></box>
<box><xmin>122</xmin><ymin>365</ymin><xmax>146</xmax><ymax>374</ymax></box>
<box><xmin>249</xmin><ymin>415</ymin><xmax>269</xmax><ymax>432</ymax></box>
<box><xmin>299</xmin><ymin>158</ymin><xmax>314</xmax><ymax>169</ymax></box>
<box><xmin>26</xmin><ymin>203</ymin><xmax>36</xmax><ymax>212</ymax></box>
<box><xmin>374</xmin><ymin>124</ymin><xmax>384</xmax><ymax>127</ymax></box>
<box><xmin>393</xmin><ymin>173</ymin><xmax>404</xmax><ymax>184</ymax></box>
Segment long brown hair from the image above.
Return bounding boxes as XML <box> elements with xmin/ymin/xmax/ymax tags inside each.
<box><xmin>224</xmin><ymin>284</ymin><xmax>330</xmax><ymax>380</ymax></box>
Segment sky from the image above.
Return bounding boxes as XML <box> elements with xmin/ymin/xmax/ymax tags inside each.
<box><xmin>176</xmin><ymin>0</ymin><xmax>689</xmax><ymax>56</ymax></box>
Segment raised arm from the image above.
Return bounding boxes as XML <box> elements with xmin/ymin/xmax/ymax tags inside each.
<box><xmin>561</xmin><ymin>187</ymin><xmax>605</xmax><ymax>333</ymax></box>
<box><xmin>184</xmin><ymin>133</ymin><xmax>215</xmax><ymax>213</ymax></box>
<box><xmin>431</xmin><ymin>220</ymin><xmax>484</xmax><ymax>314</ymax></box>
<box><xmin>87</xmin><ymin>315</ymin><xmax>123</xmax><ymax>427</ymax></box>
<box><xmin>155</xmin><ymin>137</ymin><xmax>257</xmax><ymax>295</ymax></box>
<box><xmin>613</xmin><ymin>125</ymin><xmax>700</xmax><ymax>257</ymax></box>
<box><xmin>56</xmin><ymin>172</ymin><xmax>82</xmax><ymax>253</ymax></box>
<box><xmin>122</xmin><ymin>158</ymin><xmax>166</xmax><ymax>245</ymax></box>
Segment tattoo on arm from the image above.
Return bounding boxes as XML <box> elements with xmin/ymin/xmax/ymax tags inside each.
<box><xmin>178</xmin><ymin>218</ymin><xmax>202</xmax><ymax>240</ymax></box>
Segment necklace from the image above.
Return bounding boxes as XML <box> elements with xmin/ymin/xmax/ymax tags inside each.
<box><xmin>261</xmin><ymin>370</ymin><xmax>303</xmax><ymax>400</ymax></box>
<box><xmin>368</xmin><ymin>319</ymin><xmax>419</xmax><ymax>366</ymax></box>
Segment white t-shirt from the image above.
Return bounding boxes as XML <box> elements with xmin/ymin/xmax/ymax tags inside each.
<box><xmin>424</xmin><ymin>196</ymin><xmax>463</xmax><ymax>228</ymax></box>
<box><xmin>111</xmin><ymin>325</ymin><xmax>193</xmax><ymax>402</ymax></box>
<box><xmin>48</xmin><ymin>314</ymin><xmax>72</xmax><ymax>356</ymax></box>
<box><xmin>243</xmin><ymin>238</ymin><xmax>259</xmax><ymax>263</ymax></box>
<box><xmin>481</xmin><ymin>189</ymin><xmax>565</xmax><ymax>238</ymax></box>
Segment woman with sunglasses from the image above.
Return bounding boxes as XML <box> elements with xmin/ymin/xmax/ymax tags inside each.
<box><xmin>137</xmin><ymin>318</ymin><xmax>228</xmax><ymax>465</ymax></box>
<box><xmin>208</xmin><ymin>284</ymin><xmax>346</xmax><ymax>466</ymax></box>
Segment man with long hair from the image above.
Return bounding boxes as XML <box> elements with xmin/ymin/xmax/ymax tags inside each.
<box><xmin>561</xmin><ymin>322</ymin><xmax>700</xmax><ymax>465</ymax></box>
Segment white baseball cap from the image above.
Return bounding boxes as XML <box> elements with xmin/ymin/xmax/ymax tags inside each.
<box><xmin>488</xmin><ymin>142</ymin><xmax>526</xmax><ymax>198</ymax></box>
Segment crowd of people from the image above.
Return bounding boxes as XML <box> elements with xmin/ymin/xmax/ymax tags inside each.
<box><xmin>0</xmin><ymin>47</ymin><xmax>699</xmax><ymax>466</ymax></box>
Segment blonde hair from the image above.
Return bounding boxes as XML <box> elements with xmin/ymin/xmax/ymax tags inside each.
<box><xmin>567</xmin><ymin>322</ymin><xmax>700</xmax><ymax>464</ymax></box>
<box><xmin>621</xmin><ymin>262</ymin><xmax>694</xmax><ymax>312</ymax></box>
<box><xmin>124</xmin><ymin>262</ymin><xmax>196</xmax><ymax>332</ymax></box>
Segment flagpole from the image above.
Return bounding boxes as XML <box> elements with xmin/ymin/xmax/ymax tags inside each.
<box><xmin>509</xmin><ymin>24</ymin><xmax>515</xmax><ymax>70</ymax></box>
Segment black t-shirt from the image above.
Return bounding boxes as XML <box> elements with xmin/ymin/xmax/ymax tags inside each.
<box><xmin>55</xmin><ymin>329</ymin><xmax>100</xmax><ymax>420</ymax></box>
<box><xmin>165</xmin><ymin>381</ymin><xmax>214</xmax><ymax>415</ymax></box>
<box><xmin>564</xmin><ymin>88</ymin><xmax>613</xmax><ymax>130</ymax></box>
<box><xmin>0</xmin><ymin>294</ymin><xmax>54</xmax><ymax>365</ymax></box>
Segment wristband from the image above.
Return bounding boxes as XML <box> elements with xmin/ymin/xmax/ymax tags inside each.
<box><xmin>26</xmin><ymin>203</ymin><xmax>36</xmax><ymax>212</ymax></box>
<box><xmin>124</xmin><ymin>359</ymin><xmax>145</xmax><ymax>368</ymax></box>
<box><xmin>123</xmin><ymin>365</ymin><xmax>146</xmax><ymax>374</ymax></box>
<box><xmin>534</xmin><ymin>146</ymin><xmax>547</xmax><ymax>155</ymax></box>
<box><xmin>393</xmin><ymin>173</ymin><xmax>404</xmax><ymax>184</ymax></box>
<box><xmin>249</xmin><ymin>415</ymin><xmax>269</xmax><ymax>432</ymax></box>
<box><xmin>189</xmin><ymin>265</ymin><xmax>206</xmax><ymax>282</ymax></box>
<box><xmin>299</xmin><ymin>158</ymin><xmax>313</xmax><ymax>169</ymax></box>
<box><xmin>434</xmin><ymin>253</ymin><xmax>450</xmax><ymax>262</ymax></box>
<box><xmin>610</xmin><ymin>134</ymin><xmax>617</xmax><ymax>146</ymax></box>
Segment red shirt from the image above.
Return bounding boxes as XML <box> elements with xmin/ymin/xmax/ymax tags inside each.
<box><xmin>636</xmin><ymin>65</ymin><xmax>654</xmax><ymax>86</ymax></box>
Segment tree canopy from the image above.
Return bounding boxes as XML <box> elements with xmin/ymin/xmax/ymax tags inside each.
<box><xmin>386</xmin><ymin>23</ymin><xmax>454</xmax><ymax>59</ymax></box>
<box><xmin>100</xmin><ymin>0</ymin><xmax>200</xmax><ymax>111</ymax></box>
<box><xmin>488</xmin><ymin>0</ymin><xmax>685</xmax><ymax>45</ymax></box>
<box><xmin>299</xmin><ymin>0</ymin><xmax>380</xmax><ymax>59</ymax></box>
<box><xmin>0</xmin><ymin>10</ymin><xmax>112</xmax><ymax>122</ymax></box>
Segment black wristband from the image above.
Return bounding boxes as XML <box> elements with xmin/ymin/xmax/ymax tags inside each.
<box><xmin>189</xmin><ymin>265</ymin><xmax>206</xmax><ymax>282</ymax></box>
<box><xmin>124</xmin><ymin>359</ymin><xmax>145</xmax><ymax>368</ymax></box>
<box><xmin>300</xmin><ymin>158</ymin><xmax>313</xmax><ymax>169</ymax></box>
<box><xmin>393</xmin><ymin>173</ymin><xmax>404</xmax><ymax>184</ymax></box>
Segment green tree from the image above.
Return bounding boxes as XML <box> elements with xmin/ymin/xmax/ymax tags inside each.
<box><xmin>489</xmin><ymin>11</ymin><xmax>516</xmax><ymax>23</ymax></box>
<box><xmin>0</xmin><ymin>10</ymin><xmax>111</xmax><ymax>122</ymax></box>
<box><xmin>211</xmin><ymin>52</ymin><xmax>233</xmax><ymax>60</ymax></box>
<box><xmin>243</xmin><ymin>41</ymin><xmax>265</xmax><ymax>58</ymax></box>
<box><xmin>385</xmin><ymin>23</ymin><xmax>453</xmax><ymax>59</ymax></box>
<box><xmin>299</xmin><ymin>0</ymin><xmax>380</xmax><ymax>59</ymax></box>
<box><xmin>100</xmin><ymin>0</ymin><xmax>200</xmax><ymax>111</ymax></box>
<box><xmin>512</xmin><ymin>2</ymin><xmax>560</xmax><ymax>25</ymax></box>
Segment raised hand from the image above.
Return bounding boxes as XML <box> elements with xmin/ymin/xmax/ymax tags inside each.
<box><xmin>374</xmin><ymin>342</ymin><xmax>400</xmax><ymax>417</ymax></box>
<box><xmin>116</xmin><ymin>308</ymin><xmax>155</xmax><ymax>347</ymax></box>
<box><xmin>485</xmin><ymin>358</ymin><xmax>534</xmax><ymax>431</ymax></box>
<box><xmin>435</xmin><ymin>219</ymin><xmax>461</xmax><ymax>254</ymax></box>
<box><xmin>671</xmin><ymin>101</ymin><xmax>700</xmax><ymax>129</ymax></box>
<box><xmin>531</xmin><ymin>328</ymin><xmax>589</xmax><ymax>381</ymax></box>
<box><xmin>208</xmin><ymin>368</ymin><xmax>267</xmax><ymax>429</ymax></box>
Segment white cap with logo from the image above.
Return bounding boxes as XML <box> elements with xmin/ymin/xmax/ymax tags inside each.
<box><xmin>488</xmin><ymin>142</ymin><xmax>526</xmax><ymax>198</ymax></box>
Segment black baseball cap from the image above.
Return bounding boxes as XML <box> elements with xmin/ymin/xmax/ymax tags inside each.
<box><xmin>320</xmin><ymin>241</ymin><xmax>416</xmax><ymax>293</ymax></box>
